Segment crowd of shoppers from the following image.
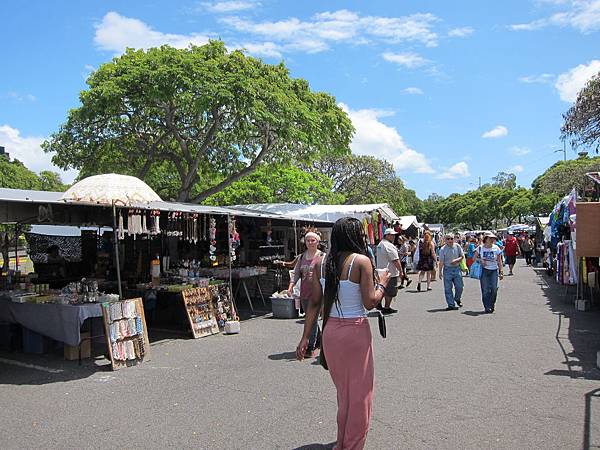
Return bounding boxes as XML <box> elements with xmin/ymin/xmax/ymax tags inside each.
<box><xmin>293</xmin><ymin>218</ymin><xmax>539</xmax><ymax>450</ymax></box>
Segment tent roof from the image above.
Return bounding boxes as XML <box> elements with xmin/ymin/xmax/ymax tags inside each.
<box><xmin>399</xmin><ymin>216</ymin><xmax>420</xmax><ymax>230</ymax></box>
<box><xmin>232</xmin><ymin>203</ymin><xmax>400</xmax><ymax>223</ymax></box>
<box><xmin>0</xmin><ymin>188</ymin><xmax>331</xmax><ymax>224</ymax></box>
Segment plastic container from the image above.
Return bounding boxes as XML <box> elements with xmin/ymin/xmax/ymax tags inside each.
<box><xmin>224</xmin><ymin>321</ymin><xmax>240</xmax><ymax>334</ymax></box>
<box><xmin>271</xmin><ymin>297</ymin><xmax>298</xmax><ymax>319</ymax></box>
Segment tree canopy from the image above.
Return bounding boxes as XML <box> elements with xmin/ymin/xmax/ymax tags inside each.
<box><xmin>561</xmin><ymin>71</ymin><xmax>600</xmax><ymax>154</ymax></box>
<box><xmin>203</xmin><ymin>164</ymin><xmax>342</xmax><ymax>206</ymax></box>
<box><xmin>532</xmin><ymin>155</ymin><xmax>600</xmax><ymax>200</ymax></box>
<box><xmin>43</xmin><ymin>41</ymin><xmax>354</xmax><ymax>203</ymax></box>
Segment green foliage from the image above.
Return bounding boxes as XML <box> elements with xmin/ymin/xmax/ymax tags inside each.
<box><xmin>202</xmin><ymin>164</ymin><xmax>342</xmax><ymax>206</ymax></box>
<box><xmin>0</xmin><ymin>157</ymin><xmax>41</xmax><ymax>190</ymax></box>
<box><xmin>532</xmin><ymin>156</ymin><xmax>600</xmax><ymax>200</ymax></box>
<box><xmin>43</xmin><ymin>41</ymin><xmax>353</xmax><ymax>202</ymax></box>
<box><xmin>38</xmin><ymin>170</ymin><xmax>68</xmax><ymax>192</ymax></box>
<box><xmin>561</xmin><ymin>71</ymin><xmax>600</xmax><ymax>153</ymax></box>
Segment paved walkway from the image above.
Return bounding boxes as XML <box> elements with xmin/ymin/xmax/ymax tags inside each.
<box><xmin>1</xmin><ymin>260</ymin><xmax>599</xmax><ymax>449</ymax></box>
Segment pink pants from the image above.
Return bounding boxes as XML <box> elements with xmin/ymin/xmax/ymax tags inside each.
<box><xmin>323</xmin><ymin>317</ymin><xmax>374</xmax><ymax>450</ymax></box>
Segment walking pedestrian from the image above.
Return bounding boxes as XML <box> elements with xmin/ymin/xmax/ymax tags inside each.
<box><xmin>464</xmin><ymin>236</ymin><xmax>477</xmax><ymax>273</ymax></box>
<box><xmin>296</xmin><ymin>217</ymin><xmax>391</xmax><ymax>450</ymax></box>
<box><xmin>521</xmin><ymin>235</ymin><xmax>534</xmax><ymax>266</ymax></box>
<box><xmin>397</xmin><ymin>236</ymin><xmax>413</xmax><ymax>288</ymax></box>
<box><xmin>473</xmin><ymin>232</ymin><xmax>504</xmax><ymax>313</ymax></box>
<box><xmin>416</xmin><ymin>231</ymin><xmax>436</xmax><ymax>291</ymax></box>
<box><xmin>503</xmin><ymin>232</ymin><xmax>520</xmax><ymax>275</ymax></box>
<box><xmin>288</xmin><ymin>230</ymin><xmax>325</xmax><ymax>358</ymax></box>
<box><xmin>438</xmin><ymin>234</ymin><xmax>465</xmax><ymax>310</ymax></box>
<box><xmin>375</xmin><ymin>228</ymin><xmax>402</xmax><ymax>314</ymax></box>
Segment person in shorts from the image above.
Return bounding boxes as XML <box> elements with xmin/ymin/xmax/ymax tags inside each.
<box><xmin>375</xmin><ymin>228</ymin><xmax>402</xmax><ymax>314</ymax></box>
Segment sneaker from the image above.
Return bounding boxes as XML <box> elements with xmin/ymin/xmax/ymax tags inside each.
<box><xmin>382</xmin><ymin>307</ymin><xmax>398</xmax><ymax>314</ymax></box>
<box><xmin>427</xmin><ymin>287</ymin><xmax>432</xmax><ymax>291</ymax></box>
<box><xmin>398</xmin><ymin>285</ymin><xmax>405</xmax><ymax>289</ymax></box>
<box><xmin>445</xmin><ymin>306</ymin><xmax>459</xmax><ymax>311</ymax></box>
<box><xmin>375</xmin><ymin>303</ymin><xmax>383</xmax><ymax>311</ymax></box>
<box><xmin>406</xmin><ymin>279</ymin><xmax>412</xmax><ymax>287</ymax></box>
<box><xmin>456</xmin><ymin>300</ymin><xmax>462</xmax><ymax>307</ymax></box>
<box><xmin>417</xmin><ymin>282</ymin><xmax>421</xmax><ymax>292</ymax></box>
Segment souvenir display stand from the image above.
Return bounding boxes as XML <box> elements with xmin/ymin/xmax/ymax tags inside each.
<box><xmin>574</xmin><ymin>202</ymin><xmax>600</xmax><ymax>308</ymax></box>
<box><xmin>101</xmin><ymin>297</ymin><xmax>150</xmax><ymax>370</ymax></box>
<box><xmin>182</xmin><ymin>287</ymin><xmax>220</xmax><ymax>338</ymax></box>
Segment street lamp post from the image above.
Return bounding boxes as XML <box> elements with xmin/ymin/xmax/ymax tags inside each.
<box><xmin>554</xmin><ymin>141</ymin><xmax>567</xmax><ymax>161</ymax></box>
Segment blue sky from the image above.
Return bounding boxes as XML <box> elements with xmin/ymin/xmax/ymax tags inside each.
<box><xmin>1</xmin><ymin>0</ymin><xmax>599</xmax><ymax>199</ymax></box>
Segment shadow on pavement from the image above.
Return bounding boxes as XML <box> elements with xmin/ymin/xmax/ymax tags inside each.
<box><xmin>268</xmin><ymin>351</ymin><xmax>297</xmax><ymax>361</ymax></box>
<box><xmin>293</xmin><ymin>442</ymin><xmax>336</xmax><ymax>450</ymax></box>
<box><xmin>462</xmin><ymin>310</ymin><xmax>488</xmax><ymax>316</ymax></box>
<box><xmin>535</xmin><ymin>270</ymin><xmax>600</xmax><ymax>381</ymax></box>
<box><xmin>426</xmin><ymin>308</ymin><xmax>452</xmax><ymax>313</ymax></box>
<box><xmin>583</xmin><ymin>388</ymin><xmax>600</xmax><ymax>450</ymax></box>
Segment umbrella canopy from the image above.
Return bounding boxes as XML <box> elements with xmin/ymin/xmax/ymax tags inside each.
<box><xmin>60</xmin><ymin>174</ymin><xmax>162</xmax><ymax>205</ymax></box>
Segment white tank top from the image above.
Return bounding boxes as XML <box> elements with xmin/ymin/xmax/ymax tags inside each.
<box><xmin>329</xmin><ymin>254</ymin><xmax>367</xmax><ymax>318</ymax></box>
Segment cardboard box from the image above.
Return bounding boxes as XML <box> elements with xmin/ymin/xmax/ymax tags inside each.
<box><xmin>64</xmin><ymin>332</ymin><xmax>91</xmax><ymax>360</ymax></box>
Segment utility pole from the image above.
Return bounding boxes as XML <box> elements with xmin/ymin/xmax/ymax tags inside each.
<box><xmin>562</xmin><ymin>140</ymin><xmax>566</xmax><ymax>161</ymax></box>
<box><xmin>478</xmin><ymin>176</ymin><xmax>481</xmax><ymax>188</ymax></box>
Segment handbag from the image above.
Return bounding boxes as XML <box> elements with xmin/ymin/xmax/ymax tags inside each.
<box><xmin>469</xmin><ymin>260</ymin><xmax>482</xmax><ymax>279</ymax></box>
<box><xmin>377</xmin><ymin>311</ymin><xmax>387</xmax><ymax>338</ymax></box>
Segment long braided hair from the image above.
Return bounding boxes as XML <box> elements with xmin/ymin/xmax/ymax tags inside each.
<box><xmin>322</xmin><ymin>217</ymin><xmax>376</xmax><ymax>325</ymax></box>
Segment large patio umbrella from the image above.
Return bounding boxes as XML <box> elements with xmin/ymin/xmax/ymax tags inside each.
<box><xmin>60</xmin><ymin>174</ymin><xmax>162</xmax><ymax>299</ymax></box>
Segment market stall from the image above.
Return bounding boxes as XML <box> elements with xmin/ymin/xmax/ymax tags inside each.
<box><xmin>0</xmin><ymin>177</ymin><xmax>332</xmax><ymax>363</ymax></box>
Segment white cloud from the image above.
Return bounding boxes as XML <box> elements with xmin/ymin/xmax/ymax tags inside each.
<box><xmin>220</xmin><ymin>10</ymin><xmax>439</xmax><ymax>55</ymax></box>
<box><xmin>3</xmin><ymin>91</ymin><xmax>36</xmax><ymax>103</ymax></box>
<box><xmin>0</xmin><ymin>125</ymin><xmax>77</xmax><ymax>183</ymax></box>
<box><xmin>401</xmin><ymin>87</ymin><xmax>424</xmax><ymax>95</ymax></box>
<box><xmin>510</xmin><ymin>146</ymin><xmax>532</xmax><ymax>156</ymax></box>
<box><xmin>510</xmin><ymin>0</ymin><xmax>600</xmax><ymax>33</ymax></box>
<box><xmin>555</xmin><ymin>59</ymin><xmax>600</xmax><ymax>102</ymax></box>
<box><xmin>201</xmin><ymin>1</ymin><xmax>258</xmax><ymax>13</ymax></box>
<box><xmin>518</xmin><ymin>73</ymin><xmax>554</xmax><ymax>84</ymax></box>
<box><xmin>338</xmin><ymin>103</ymin><xmax>435</xmax><ymax>174</ymax></box>
<box><xmin>94</xmin><ymin>12</ymin><xmax>211</xmax><ymax>53</ymax></box>
<box><xmin>382</xmin><ymin>52</ymin><xmax>429</xmax><ymax>68</ymax></box>
<box><xmin>239</xmin><ymin>41</ymin><xmax>282</xmax><ymax>58</ymax></box>
<box><xmin>482</xmin><ymin>125</ymin><xmax>508</xmax><ymax>138</ymax></box>
<box><xmin>448</xmin><ymin>26</ymin><xmax>474</xmax><ymax>37</ymax></box>
<box><xmin>509</xmin><ymin>165</ymin><xmax>524</xmax><ymax>173</ymax></box>
<box><xmin>437</xmin><ymin>161</ymin><xmax>470</xmax><ymax>179</ymax></box>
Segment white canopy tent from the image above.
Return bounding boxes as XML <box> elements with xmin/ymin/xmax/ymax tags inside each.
<box><xmin>232</xmin><ymin>203</ymin><xmax>400</xmax><ymax>224</ymax></box>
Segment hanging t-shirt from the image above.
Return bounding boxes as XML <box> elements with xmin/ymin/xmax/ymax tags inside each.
<box><xmin>478</xmin><ymin>245</ymin><xmax>502</xmax><ymax>270</ymax></box>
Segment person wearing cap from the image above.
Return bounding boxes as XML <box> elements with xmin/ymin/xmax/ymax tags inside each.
<box><xmin>438</xmin><ymin>234</ymin><xmax>465</xmax><ymax>310</ymax></box>
<box><xmin>473</xmin><ymin>232</ymin><xmax>504</xmax><ymax>313</ymax></box>
<box><xmin>375</xmin><ymin>228</ymin><xmax>402</xmax><ymax>314</ymax></box>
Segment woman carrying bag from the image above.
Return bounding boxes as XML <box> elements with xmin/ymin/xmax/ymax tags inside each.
<box><xmin>473</xmin><ymin>232</ymin><xmax>504</xmax><ymax>314</ymax></box>
<box><xmin>296</xmin><ymin>217</ymin><xmax>390</xmax><ymax>450</ymax></box>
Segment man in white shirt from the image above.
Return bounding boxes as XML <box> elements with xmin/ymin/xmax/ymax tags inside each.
<box><xmin>376</xmin><ymin>228</ymin><xmax>403</xmax><ymax>314</ymax></box>
<box><xmin>438</xmin><ymin>234</ymin><xmax>465</xmax><ymax>310</ymax></box>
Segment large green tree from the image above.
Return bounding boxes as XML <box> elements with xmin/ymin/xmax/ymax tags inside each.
<box><xmin>203</xmin><ymin>164</ymin><xmax>343</xmax><ymax>206</ymax></box>
<box><xmin>532</xmin><ymin>155</ymin><xmax>600</xmax><ymax>200</ymax></box>
<box><xmin>304</xmin><ymin>154</ymin><xmax>423</xmax><ymax>215</ymax></box>
<box><xmin>561</xmin><ymin>71</ymin><xmax>600</xmax><ymax>153</ymax></box>
<box><xmin>43</xmin><ymin>41</ymin><xmax>353</xmax><ymax>203</ymax></box>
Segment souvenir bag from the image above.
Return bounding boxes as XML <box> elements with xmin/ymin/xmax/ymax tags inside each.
<box><xmin>460</xmin><ymin>257</ymin><xmax>468</xmax><ymax>273</ymax></box>
<box><xmin>377</xmin><ymin>310</ymin><xmax>387</xmax><ymax>338</ymax></box>
<box><xmin>469</xmin><ymin>246</ymin><xmax>483</xmax><ymax>279</ymax></box>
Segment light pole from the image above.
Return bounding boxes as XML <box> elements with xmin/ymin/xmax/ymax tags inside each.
<box><xmin>554</xmin><ymin>141</ymin><xmax>567</xmax><ymax>161</ymax></box>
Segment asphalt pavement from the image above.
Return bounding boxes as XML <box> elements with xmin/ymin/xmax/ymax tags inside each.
<box><xmin>1</xmin><ymin>260</ymin><xmax>599</xmax><ymax>449</ymax></box>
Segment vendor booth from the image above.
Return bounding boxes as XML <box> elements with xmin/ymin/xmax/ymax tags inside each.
<box><xmin>0</xmin><ymin>176</ymin><xmax>331</xmax><ymax>368</ymax></box>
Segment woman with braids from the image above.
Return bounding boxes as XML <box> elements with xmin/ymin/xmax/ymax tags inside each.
<box><xmin>296</xmin><ymin>217</ymin><xmax>391</xmax><ymax>450</ymax></box>
<box><xmin>288</xmin><ymin>229</ymin><xmax>326</xmax><ymax>358</ymax></box>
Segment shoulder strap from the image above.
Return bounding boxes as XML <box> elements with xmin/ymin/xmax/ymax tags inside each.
<box><xmin>347</xmin><ymin>254</ymin><xmax>359</xmax><ymax>278</ymax></box>
<box><xmin>320</xmin><ymin>253</ymin><xmax>326</xmax><ymax>279</ymax></box>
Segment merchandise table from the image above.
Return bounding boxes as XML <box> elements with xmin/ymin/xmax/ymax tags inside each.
<box><xmin>0</xmin><ymin>298</ymin><xmax>102</xmax><ymax>346</ymax></box>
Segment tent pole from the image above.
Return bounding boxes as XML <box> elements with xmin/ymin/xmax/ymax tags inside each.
<box><xmin>227</xmin><ymin>214</ymin><xmax>236</xmax><ymax>317</ymax></box>
<box><xmin>293</xmin><ymin>220</ymin><xmax>298</xmax><ymax>256</ymax></box>
<box><xmin>112</xmin><ymin>202</ymin><xmax>123</xmax><ymax>300</ymax></box>
<box><xmin>14</xmin><ymin>224</ymin><xmax>19</xmax><ymax>272</ymax></box>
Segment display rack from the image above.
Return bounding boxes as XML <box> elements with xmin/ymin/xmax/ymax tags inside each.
<box><xmin>101</xmin><ymin>298</ymin><xmax>150</xmax><ymax>371</ymax></box>
<box><xmin>182</xmin><ymin>287</ymin><xmax>220</xmax><ymax>338</ymax></box>
<box><xmin>209</xmin><ymin>283</ymin><xmax>238</xmax><ymax>329</ymax></box>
